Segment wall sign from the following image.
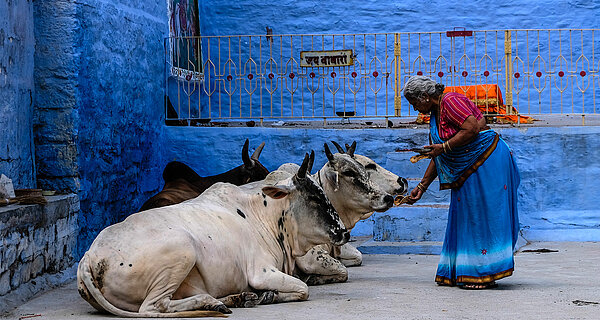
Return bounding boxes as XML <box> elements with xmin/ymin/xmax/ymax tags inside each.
<box><xmin>300</xmin><ymin>50</ymin><xmax>354</xmax><ymax>68</ymax></box>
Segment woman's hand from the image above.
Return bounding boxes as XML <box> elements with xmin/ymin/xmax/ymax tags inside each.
<box><xmin>406</xmin><ymin>186</ymin><xmax>424</xmax><ymax>204</ymax></box>
<box><xmin>424</xmin><ymin>144</ymin><xmax>444</xmax><ymax>157</ymax></box>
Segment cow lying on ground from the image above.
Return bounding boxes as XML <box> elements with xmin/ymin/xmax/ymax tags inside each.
<box><xmin>281</xmin><ymin>142</ymin><xmax>406</xmax><ymax>285</ymax></box>
<box><xmin>139</xmin><ymin>139</ymin><xmax>268</xmax><ymax>212</ymax></box>
<box><xmin>77</xmin><ymin>153</ymin><xmax>349</xmax><ymax>317</ymax></box>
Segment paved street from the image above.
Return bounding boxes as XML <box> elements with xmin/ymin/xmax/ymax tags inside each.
<box><xmin>3</xmin><ymin>241</ymin><xmax>599</xmax><ymax>320</ymax></box>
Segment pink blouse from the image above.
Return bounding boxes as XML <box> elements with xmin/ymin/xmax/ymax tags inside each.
<box><xmin>438</xmin><ymin>92</ymin><xmax>483</xmax><ymax>140</ymax></box>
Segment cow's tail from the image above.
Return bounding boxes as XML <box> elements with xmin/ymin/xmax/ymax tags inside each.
<box><xmin>77</xmin><ymin>253</ymin><xmax>227</xmax><ymax>318</ymax></box>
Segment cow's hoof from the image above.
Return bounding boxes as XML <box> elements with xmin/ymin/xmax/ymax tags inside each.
<box><xmin>240</xmin><ymin>292</ymin><xmax>259</xmax><ymax>308</ymax></box>
<box><xmin>258</xmin><ymin>290</ymin><xmax>277</xmax><ymax>305</ymax></box>
<box><xmin>210</xmin><ymin>304</ymin><xmax>232</xmax><ymax>314</ymax></box>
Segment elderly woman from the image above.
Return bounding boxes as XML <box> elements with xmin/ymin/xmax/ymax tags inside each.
<box><xmin>403</xmin><ymin>76</ymin><xmax>520</xmax><ymax>289</ymax></box>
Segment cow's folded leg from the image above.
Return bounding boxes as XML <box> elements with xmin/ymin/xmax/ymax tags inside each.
<box><xmin>295</xmin><ymin>249</ymin><xmax>349</xmax><ymax>285</ymax></box>
<box><xmin>150</xmin><ymin>294</ymin><xmax>231</xmax><ymax>314</ymax></box>
<box><xmin>305</xmin><ymin>273</ymin><xmax>348</xmax><ymax>286</ymax></box>
<box><xmin>336</xmin><ymin>243</ymin><xmax>363</xmax><ymax>267</ymax></box>
<box><xmin>218</xmin><ymin>292</ymin><xmax>259</xmax><ymax>308</ymax></box>
<box><xmin>249</xmin><ymin>269</ymin><xmax>309</xmax><ymax>303</ymax></box>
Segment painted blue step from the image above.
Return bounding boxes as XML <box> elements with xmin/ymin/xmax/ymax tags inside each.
<box><xmin>409</xmin><ymin>180</ymin><xmax>451</xmax><ymax>204</ymax></box>
<box><xmin>373</xmin><ymin>205</ymin><xmax>450</xmax><ymax>242</ymax></box>
<box><xmin>350</xmin><ymin>204</ymin><xmax>450</xmax><ymax>238</ymax></box>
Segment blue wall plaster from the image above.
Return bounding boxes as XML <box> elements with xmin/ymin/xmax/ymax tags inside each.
<box><xmin>199</xmin><ymin>0</ymin><xmax>599</xmax><ymax>36</ymax></box>
<box><xmin>33</xmin><ymin>1</ymin><xmax>80</xmax><ymax>194</ymax></box>
<box><xmin>72</xmin><ymin>0</ymin><xmax>167</xmax><ymax>257</ymax></box>
<box><xmin>0</xmin><ymin>0</ymin><xmax>36</xmax><ymax>189</ymax></box>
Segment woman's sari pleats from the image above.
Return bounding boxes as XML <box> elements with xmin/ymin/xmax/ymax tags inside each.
<box><xmin>430</xmin><ymin>116</ymin><xmax>520</xmax><ymax>285</ymax></box>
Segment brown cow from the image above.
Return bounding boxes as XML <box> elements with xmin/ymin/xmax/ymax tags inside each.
<box><xmin>139</xmin><ymin>139</ymin><xmax>269</xmax><ymax>211</ymax></box>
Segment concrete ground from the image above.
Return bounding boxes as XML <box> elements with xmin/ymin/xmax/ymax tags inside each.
<box><xmin>3</xmin><ymin>241</ymin><xmax>600</xmax><ymax>320</ymax></box>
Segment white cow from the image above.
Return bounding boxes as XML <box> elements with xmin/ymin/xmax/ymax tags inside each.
<box><xmin>283</xmin><ymin>142</ymin><xmax>407</xmax><ymax>285</ymax></box>
<box><xmin>77</xmin><ymin>154</ymin><xmax>349</xmax><ymax>317</ymax></box>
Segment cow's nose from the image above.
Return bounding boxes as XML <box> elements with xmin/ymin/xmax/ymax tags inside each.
<box><xmin>383</xmin><ymin>194</ymin><xmax>394</xmax><ymax>207</ymax></box>
<box><xmin>396</xmin><ymin>177</ymin><xmax>408</xmax><ymax>194</ymax></box>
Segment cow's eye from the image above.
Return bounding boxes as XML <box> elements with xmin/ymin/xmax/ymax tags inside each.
<box><xmin>342</xmin><ymin>170</ymin><xmax>356</xmax><ymax>177</ymax></box>
<box><xmin>365</xmin><ymin>163</ymin><xmax>377</xmax><ymax>170</ymax></box>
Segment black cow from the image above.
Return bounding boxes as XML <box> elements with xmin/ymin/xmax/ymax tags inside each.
<box><xmin>139</xmin><ymin>139</ymin><xmax>269</xmax><ymax>211</ymax></box>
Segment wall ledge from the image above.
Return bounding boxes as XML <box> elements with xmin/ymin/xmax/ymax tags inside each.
<box><xmin>0</xmin><ymin>194</ymin><xmax>79</xmax><ymax>314</ymax></box>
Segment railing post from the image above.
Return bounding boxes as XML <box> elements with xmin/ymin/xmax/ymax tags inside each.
<box><xmin>394</xmin><ymin>33</ymin><xmax>402</xmax><ymax>116</ymax></box>
<box><xmin>504</xmin><ymin>30</ymin><xmax>513</xmax><ymax>114</ymax></box>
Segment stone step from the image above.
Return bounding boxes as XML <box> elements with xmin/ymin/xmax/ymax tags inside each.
<box><xmin>407</xmin><ymin>180</ymin><xmax>451</xmax><ymax>204</ymax></box>
<box><xmin>372</xmin><ymin>204</ymin><xmax>450</xmax><ymax>242</ymax></box>
<box><xmin>350</xmin><ymin>204</ymin><xmax>450</xmax><ymax>240</ymax></box>
<box><xmin>357</xmin><ymin>240</ymin><xmax>443</xmax><ymax>255</ymax></box>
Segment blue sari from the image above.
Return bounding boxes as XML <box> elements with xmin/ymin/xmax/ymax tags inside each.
<box><xmin>430</xmin><ymin>115</ymin><xmax>520</xmax><ymax>285</ymax></box>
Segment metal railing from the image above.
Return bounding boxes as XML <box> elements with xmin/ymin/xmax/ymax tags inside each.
<box><xmin>164</xmin><ymin>29</ymin><xmax>600</xmax><ymax>124</ymax></box>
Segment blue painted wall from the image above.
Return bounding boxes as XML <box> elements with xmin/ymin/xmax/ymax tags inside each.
<box><xmin>33</xmin><ymin>1</ymin><xmax>80</xmax><ymax>194</ymax></box>
<box><xmin>0</xmin><ymin>0</ymin><xmax>36</xmax><ymax>189</ymax></box>
<box><xmin>3</xmin><ymin>0</ymin><xmax>600</xmax><ymax>259</ymax></box>
<box><xmin>27</xmin><ymin>0</ymin><xmax>168</xmax><ymax>257</ymax></box>
<box><xmin>164</xmin><ymin>125</ymin><xmax>600</xmax><ymax>241</ymax></box>
<box><xmin>200</xmin><ymin>0</ymin><xmax>598</xmax><ymax>35</ymax></box>
<box><xmin>72</xmin><ymin>1</ymin><xmax>167</xmax><ymax>256</ymax></box>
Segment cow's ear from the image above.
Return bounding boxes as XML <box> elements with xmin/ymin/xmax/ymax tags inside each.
<box><xmin>325</xmin><ymin>170</ymin><xmax>339</xmax><ymax>192</ymax></box>
<box><xmin>262</xmin><ymin>185</ymin><xmax>291</xmax><ymax>199</ymax></box>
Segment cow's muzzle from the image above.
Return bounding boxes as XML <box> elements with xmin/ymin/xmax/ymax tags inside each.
<box><xmin>374</xmin><ymin>194</ymin><xmax>394</xmax><ymax>212</ymax></box>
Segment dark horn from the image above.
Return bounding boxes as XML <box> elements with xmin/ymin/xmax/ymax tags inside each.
<box><xmin>242</xmin><ymin>139</ymin><xmax>252</xmax><ymax>166</ymax></box>
<box><xmin>307</xmin><ymin>150</ymin><xmax>315</xmax><ymax>174</ymax></box>
<box><xmin>347</xmin><ymin>141</ymin><xmax>357</xmax><ymax>157</ymax></box>
<box><xmin>345</xmin><ymin>143</ymin><xmax>351</xmax><ymax>150</ymax></box>
<box><xmin>324</xmin><ymin>143</ymin><xmax>335</xmax><ymax>162</ymax></box>
<box><xmin>331</xmin><ymin>141</ymin><xmax>345</xmax><ymax>153</ymax></box>
<box><xmin>251</xmin><ymin>142</ymin><xmax>265</xmax><ymax>160</ymax></box>
<box><xmin>297</xmin><ymin>153</ymin><xmax>310</xmax><ymax>178</ymax></box>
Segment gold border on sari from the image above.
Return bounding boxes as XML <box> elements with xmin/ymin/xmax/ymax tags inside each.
<box><xmin>439</xmin><ymin>133</ymin><xmax>500</xmax><ymax>190</ymax></box>
<box><xmin>435</xmin><ymin>268</ymin><xmax>513</xmax><ymax>286</ymax></box>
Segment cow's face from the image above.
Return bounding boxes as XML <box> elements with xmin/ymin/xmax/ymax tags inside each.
<box><xmin>262</xmin><ymin>155</ymin><xmax>349</xmax><ymax>252</ymax></box>
<box><xmin>354</xmin><ymin>154</ymin><xmax>408</xmax><ymax>196</ymax></box>
<box><xmin>290</xmin><ymin>174</ymin><xmax>349</xmax><ymax>247</ymax></box>
<box><xmin>323</xmin><ymin>153</ymin><xmax>394</xmax><ymax>214</ymax></box>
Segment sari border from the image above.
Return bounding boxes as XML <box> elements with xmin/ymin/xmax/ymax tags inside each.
<box><xmin>435</xmin><ymin>268</ymin><xmax>514</xmax><ymax>285</ymax></box>
<box><xmin>439</xmin><ymin>133</ymin><xmax>500</xmax><ymax>190</ymax></box>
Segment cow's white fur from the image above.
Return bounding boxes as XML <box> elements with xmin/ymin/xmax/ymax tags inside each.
<box><xmin>280</xmin><ymin>152</ymin><xmax>406</xmax><ymax>285</ymax></box>
<box><xmin>77</xmin><ymin>169</ymin><xmax>347</xmax><ymax>317</ymax></box>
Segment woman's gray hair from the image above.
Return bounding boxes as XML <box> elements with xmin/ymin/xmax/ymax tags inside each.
<box><xmin>403</xmin><ymin>75</ymin><xmax>445</xmax><ymax>101</ymax></box>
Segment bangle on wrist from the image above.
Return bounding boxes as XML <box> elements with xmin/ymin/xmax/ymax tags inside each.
<box><xmin>442</xmin><ymin>141</ymin><xmax>452</xmax><ymax>153</ymax></box>
<box><xmin>417</xmin><ymin>182</ymin><xmax>427</xmax><ymax>192</ymax></box>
